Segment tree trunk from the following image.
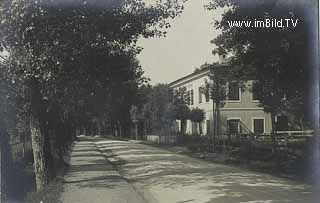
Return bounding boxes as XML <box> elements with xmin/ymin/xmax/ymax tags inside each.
<box><xmin>215</xmin><ymin>78</ymin><xmax>221</xmax><ymax>150</ymax></box>
<box><xmin>299</xmin><ymin>116</ymin><xmax>305</xmax><ymax>131</ymax></box>
<box><xmin>97</xmin><ymin>121</ymin><xmax>102</xmax><ymax>136</ymax></box>
<box><xmin>270</xmin><ymin>111</ymin><xmax>281</xmax><ymax>170</ymax></box>
<box><xmin>212</xmin><ymin>100</ymin><xmax>216</xmax><ymax>151</ymax></box>
<box><xmin>134</xmin><ymin>122</ymin><xmax>138</xmax><ymax>140</ymax></box>
<box><xmin>0</xmin><ymin>139</ymin><xmax>2</xmax><ymax>203</ymax></box>
<box><xmin>118</xmin><ymin>122</ymin><xmax>122</xmax><ymax>138</ymax></box>
<box><xmin>29</xmin><ymin>79</ymin><xmax>49</xmax><ymax>191</ymax></box>
<box><xmin>0</xmin><ymin>130</ymin><xmax>13</xmax><ymax>202</ymax></box>
<box><xmin>30</xmin><ymin>114</ymin><xmax>48</xmax><ymax>191</ymax></box>
<box><xmin>216</xmin><ymin>102</ymin><xmax>220</xmax><ymax>138</ymax></box>
<box><xmin>270</xmin><ymin>112</ymin><xmax>278</xmax><ymax>154</ymax></box>
<box><xmin>144</xmin><ymin>121</ymin><xmax>147</xmax><ymax>138</ymax></box>
<box><xmin>44</xmin><ymin>128</ymin><xmax>55</xmax><ymax>179</ymax></box>
<box><xmin>180</xmin><ymin>120</ymin><xmax>183</xmax><ymax>134</ymax></box>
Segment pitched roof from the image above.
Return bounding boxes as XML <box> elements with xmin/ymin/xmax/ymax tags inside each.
<box><xmin>169</xmin><ymin>63</ymin><xmax>229</xmax><ymax>87</ymax></box>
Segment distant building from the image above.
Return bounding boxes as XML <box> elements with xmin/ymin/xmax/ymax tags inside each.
<box><xmin>169</xmin><ymin>63</ymin><xmax>272</xmax><ymax>136</ymax></box>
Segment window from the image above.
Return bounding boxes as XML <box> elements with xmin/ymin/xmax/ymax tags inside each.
<box><xmin>190</xmin><ymin>89</ymin><xmax>194</xmax><ymax>105</ymax></box>
<box><xmin>205</xmin><ymin>89</ymin><xmax>210</xmax><ymax>102</ymax></box>
<box><xmin>252</xmin><ymin>81</ymin><xmax>260</xmax><ymax>101</ymax></box>
<box><xmin>253</xmin><ymin>118</ymin><xmax>265</xmax><ymax>134</ymax></box>
<box><xmin>185</xmin><ymin>91</ymin><xmax>190</xmax><ymax>105</ymax></box>
<box><xmin>228</xmin><ymin>82</ymin><xmax>240</xmax><ymax>101</ymax></box>
<box><xmin>198</xmin><ymin>87</ymin><xmax>202</xmax><ymax>103</ymax></box>
<box><xmin>187</xmin><ymin>90</ymin><xmax>191</xmax><ymax>105</ymax></box>
<box><xmin>227</xmin><ymin>119</ymin><xmax>241</xmax><ymax>134</ymax></box>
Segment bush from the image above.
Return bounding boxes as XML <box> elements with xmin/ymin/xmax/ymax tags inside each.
<box><xmin>177</xmin><ymin>134</ymin><xmax>210</xmax><ymax>152</ymax></box>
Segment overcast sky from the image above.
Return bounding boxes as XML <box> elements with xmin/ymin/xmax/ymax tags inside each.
<box><xmin>137</xmin><ymin>0</ymin><xmax>224</xmax><ymax>85</ymax></box>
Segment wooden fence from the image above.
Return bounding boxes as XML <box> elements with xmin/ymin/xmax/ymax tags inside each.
<box><xmin>145</xmin><ymin>130</ymin><xmax>315</xmax><ymax>154</ymax></box>
<box><xmin>145</xmin><ymin>134</ymin><xmax>177</xmax><ymax>145</ymax></box>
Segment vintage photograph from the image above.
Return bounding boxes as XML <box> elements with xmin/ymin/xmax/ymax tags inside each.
<box><xmin>0</xmin><ymin>0</ymin><xmax>319</xmax><ymax>202</ymax></box>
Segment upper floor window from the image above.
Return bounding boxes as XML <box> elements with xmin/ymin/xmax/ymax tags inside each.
<box><xmin>186</xmin><ymin>90</ymin><xmax>191</xmax><ymax>105</ymax></box>
<box><xmin>205</xmin><ymin>89</ymin><xmax>210</xmax><ymax>102</ymax></box>
<box><xmin>186</xmin><ymin>90</ymin><xmax>194</xmax><ymax>105</ymax></box>
<box><xmin>190</xmin><ymin>89</ymin><xmax>194</xmax><ymax>105</ymax></box>
<box><xmin>228</xmin><ymin>82</ymin><xmax>240</xmax><ymax>101</ymax></box>
<box><xmin>198</xmin><ymin>87</ymin><xmax>202</xmax><ymax>104</ymax></box>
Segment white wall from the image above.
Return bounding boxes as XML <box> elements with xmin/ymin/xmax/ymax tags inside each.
<box><xmin>172</xmin><ymin>72</ymin><xmax>272</xmax><ymax>135</ymax></box>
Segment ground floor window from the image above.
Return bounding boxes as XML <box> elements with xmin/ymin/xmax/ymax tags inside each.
<box><xmin>253</xmin><ymin>118</ymin><xmax>265</xmax><ymax>134</ymax></box>
<box><xmin>227</xmin><ymin>119</ymin><xmax>241</xmax><ymax>134</ymax></box>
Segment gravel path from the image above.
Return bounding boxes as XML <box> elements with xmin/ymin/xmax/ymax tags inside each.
<box><xmin>96</xmin><ymin>139</ymin><xmax>317</xmax><ymax>203</ymax></box>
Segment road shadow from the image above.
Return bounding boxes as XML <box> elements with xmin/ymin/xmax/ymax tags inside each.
<box><xmin>96</xmin><ymin>140</ymin><xmax>316</xmax><ymax>203</ymax></box>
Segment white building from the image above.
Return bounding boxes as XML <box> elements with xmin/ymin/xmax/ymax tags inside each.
<box><xmin>169</xmin><ymin>64</ymin><xmax>272</xmax><ymax>136</ymax></box>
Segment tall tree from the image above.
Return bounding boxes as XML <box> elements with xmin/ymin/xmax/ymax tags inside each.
<box><xmin>204</xmin><ymin>64</ymin><xmax>227</xmax><ymax>148</ymax></box>
<box><xmin>0</xmin><ymin>0</ymin><xmax>185</xmax><ymax>190</ymax></box>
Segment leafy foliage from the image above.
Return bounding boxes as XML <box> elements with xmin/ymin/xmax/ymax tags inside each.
<box><xmin>172</xmin><ymin>87</ymin><xmax>190</xmax><ymax>120</ymax></box>
<box><xmin>190</xmin><ymin>108</ymin><xmax>205</xmax><ymax>123</ymax></box>
<box><xmin>138</xmin><ymin>84</ymin><xmax>176</xmax><ymax>133</ymax></box>
<box><xmin>207</xmin><ymin>0</ymin><xmax>317</xmax><ymax>128</ymax></box>
<box><xmin>0</xmin><ymin>0</ymin><xmax>186</xmax><ymax>192</ymax></box>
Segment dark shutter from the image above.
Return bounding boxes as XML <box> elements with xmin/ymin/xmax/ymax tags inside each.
<box><xmin>253</xmin><ymin>119</ymin><xmax>264</xmax><ymax>134</ymax></box>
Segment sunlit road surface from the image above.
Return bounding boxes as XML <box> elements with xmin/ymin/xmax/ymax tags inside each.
<box><xmin>60</xmin><ymin>137</ymin><xmax>146</xmax><ymax>203</ymax></box>
<box><xmin>96</xmin><ymin>139</ymin><xmax>317</xmax><ymax>203</ymax></box>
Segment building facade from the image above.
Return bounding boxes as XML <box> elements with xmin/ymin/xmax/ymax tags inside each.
<box><xmin>169</xmin><ymin>64</ymin><xmax>272</xmax><ymax>136</ymax></box>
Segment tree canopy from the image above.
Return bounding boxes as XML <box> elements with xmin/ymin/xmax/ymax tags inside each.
<box><xmin>207</xmin><ymin>0</ymin><xmax>318</xmax><ymax>128</ymax></box>
<box><xmin>0</xmin><ymin>0</ymin><xmax>186</xmax><ymax>192</ymax></box>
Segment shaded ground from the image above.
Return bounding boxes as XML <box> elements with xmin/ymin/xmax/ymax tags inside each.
<box><xmin>3</xmin><ymin>160</ymin><xmax>35</xmax><ymax>202</ymax></box>
<box><xmin>96</xmin><ymin>139</ymin><xmax>317</xmax><ymax>203</ymax></box>
<box><xmin>60</xmin><ymin>136</ymin><xmax>145</xmax><ymax>203</ymax></box>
